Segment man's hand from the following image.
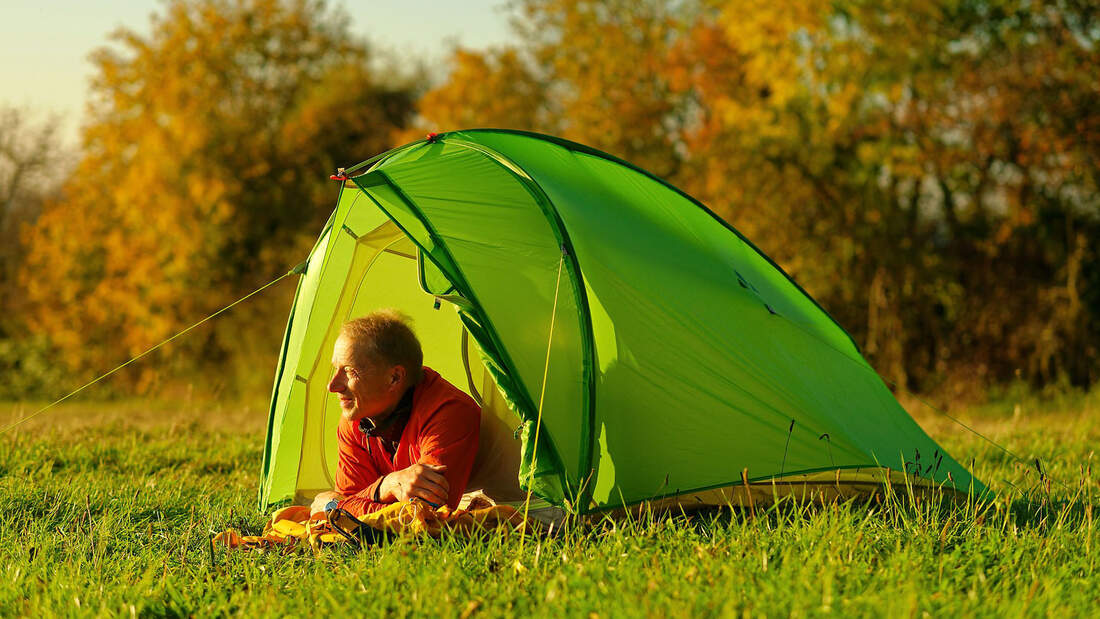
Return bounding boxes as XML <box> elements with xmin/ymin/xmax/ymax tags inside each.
<box><xmin>309</xmin><ymin>490</ymin><xmax>344</xmax><ymax>518</ymax></box>
<box><xmin>379</xmin><ymin>463</ymin><xmax>449</xmax><ymax>506</ymax></box>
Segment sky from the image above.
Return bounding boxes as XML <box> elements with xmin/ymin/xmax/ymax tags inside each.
<box><xmin>0</xmin><ymin>0</ymin><xmax>516</xmax><ymax>142</ymax></box>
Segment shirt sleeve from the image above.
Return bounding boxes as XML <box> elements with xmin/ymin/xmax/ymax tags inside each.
<box><xmin>415</xmin><ymin>397</ymin><xmax>480</xmax><ymax>509</ymax></box>
<box><xmin>334</xmin><ymin>417</ymin><xmax>390</xmax><ymax>516</ymax></box>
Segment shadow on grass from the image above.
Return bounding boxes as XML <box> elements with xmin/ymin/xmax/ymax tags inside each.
<box><xmin>579</xmin><ymin>484</ymin><xmax>1100</xmax><ymax>538</ymax></box>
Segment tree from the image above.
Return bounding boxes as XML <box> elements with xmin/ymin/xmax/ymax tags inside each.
<box><xmin>0</xmin><ymin>106</ymin><xmax>69</xmax><ymax>398</ymax></box>
<box><xmin>414</xmin><ymin>0</ymin><xmax>1100</xmax><ymax>394</ymax></box>
<box><xmin>672</xmin><ymin>0</ymin><xmax>1100</xmax><ymax>391</ymax></box>
<box><xmin>414</xmin><ymin>0</ymin><xmax>695</xmax><ymax>179</ymax></box>
<box><xmin>19</xmin><ymin>0</ymin><xmax>418</xmax><ymax>392</ymax></box>
<box><xmin>0</xmin><ymin>106</ymin><xmax>66</xmax><ymax>323</ymax></box>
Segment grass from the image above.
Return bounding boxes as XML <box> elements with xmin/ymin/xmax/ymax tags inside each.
<box><xmin>1</xmin><ymin>391</ymin><xmax>1098</xmax><ymax>617</ymax></box>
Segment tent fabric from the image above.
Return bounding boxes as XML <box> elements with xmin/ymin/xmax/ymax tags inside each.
<box><xmin>258</xmin><ymin>129</ymin><xmax>985</xmax><ymax>514</ymax></box>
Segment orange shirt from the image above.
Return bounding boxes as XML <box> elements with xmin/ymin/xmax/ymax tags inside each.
<box><xmin>334</xmin><ymin>367</ymin><xmax>480</xmax><ymax>516</ymax></box>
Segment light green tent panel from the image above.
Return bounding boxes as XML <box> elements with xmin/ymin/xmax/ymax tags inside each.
<box><xmin>260</xmin><ymin>130</ymin><xmax>987</xmax><ymax>513</ymax></box>
<box><xmin>260</xmin><ymin>190</ymin><xmax>495</xmax><ymax>506</ymax></box>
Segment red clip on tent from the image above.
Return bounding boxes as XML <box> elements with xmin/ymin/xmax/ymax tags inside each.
<box><xmin>258</xmin><ymin>129</ymin><xmax>985</xmax><ymax>513</ymax></box>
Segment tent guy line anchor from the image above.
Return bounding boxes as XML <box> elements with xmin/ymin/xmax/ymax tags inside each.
<box><xmin>0</xmin><ymin>264</ymin><xmax>304</xmax><ymax>436</ymax></box>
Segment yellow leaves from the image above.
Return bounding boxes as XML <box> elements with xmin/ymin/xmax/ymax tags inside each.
<box><xmin>414</xmin><ymin>1</ymin><xmax>692</xmax><ymax>176</ymax></box>
<box><xmin>408</xmin><ymin>48</ymin><xmax>546</xmax><ymax>141</ymax></box>
<box><xmin>716</xmin><ymin>0</ymin><xmax>830</xmax><ymax>107</ymax></box>
<box><xmin>13</xmin><ymin>0</ymin><xmax>1097</xmax><ymax>393</ymax></box>
<box><xmin>824</xmin><ymin>82</ymin><xmax>862</xmax><ymax>135</ymax></box>
<box><xmin>17</xmin><ymin>0</ymin><xmax>414</xmax><ymax>391</ymax></box>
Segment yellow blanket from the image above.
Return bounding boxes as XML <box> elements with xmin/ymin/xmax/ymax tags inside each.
<box><xmin>214</xmin><ymin>499</ymin><xmax>531</xmax><ymax>551</ymax></box>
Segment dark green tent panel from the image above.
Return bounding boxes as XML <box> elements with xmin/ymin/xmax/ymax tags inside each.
<box><xmin>259</xmin><ymin>129</ymin><xmax>984</xmax><ymax>513</ymax></box>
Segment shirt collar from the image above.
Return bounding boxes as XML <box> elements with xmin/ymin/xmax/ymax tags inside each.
<box><xmin>357</xmin><ymin>384</ymin><xmax>415</xmax><ymax>443</ymax></box>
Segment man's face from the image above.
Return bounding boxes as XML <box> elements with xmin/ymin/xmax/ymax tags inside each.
<box><xmin>327</xmin><ymin>335</ymin><xmax>405</xmax><ymax>422</ymax></box>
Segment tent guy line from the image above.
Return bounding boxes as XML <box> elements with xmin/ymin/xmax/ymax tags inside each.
<box><xmin>2</xmin><ymin>216</ymin><xmax>1047</xmax><ymax>495</ymax></box>
<box><xmin>520</xmin><ymin>248</ymin><xmax>566</xmax><ymax>551</ymax></box>
<box><xmin>0</xmin><ymin>265</ymin><xmax>303</xmax><ymax>436</ymax></box>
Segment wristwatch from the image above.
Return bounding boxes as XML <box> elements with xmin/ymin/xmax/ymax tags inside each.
<box><xmin>324</xmin><ymin>498</ymin><xmax>340</xmax><ymax>514</ymax></box>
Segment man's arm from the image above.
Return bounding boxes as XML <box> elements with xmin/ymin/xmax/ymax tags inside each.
<box><xmin>408</xmin><ymin>398</ymin><xmax>480</xmax><ymax>509</ymax></box>
<box><xmin>333</xmin><ymin>396</ymin><xmax>479</xmax><ymax>515</ymax></box>
<box><xmin>333</xmin><ymin>418</ymin><xmax>456</xmax><ymax>515</ymax></box>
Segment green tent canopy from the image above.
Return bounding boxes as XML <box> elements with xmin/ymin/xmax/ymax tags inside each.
<box><xmin>258</xmin><ymin>129</ymin><xmax>985</xmax><ymax>513</ymax></box>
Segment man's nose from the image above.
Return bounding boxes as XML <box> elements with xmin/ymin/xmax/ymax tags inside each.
<box><xmin>327</xmin><ymin>372</ymin><xmax>342</xmax><ymax>393</ymax></box>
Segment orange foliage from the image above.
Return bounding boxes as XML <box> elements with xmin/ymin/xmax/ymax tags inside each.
<box><xmin>13</xmin><ymin>0</ymin><xmax>1100</xmax><ymax>396</ymax></box>
<box><xmin>413</xmin><ymin>0</ymin><xmax>1100</xmax><ymax>392</ymax></box>
<box><xmin>19</xmin><ymin>0</ymin><xmax>415</xmax><ymax>391</ymax></box>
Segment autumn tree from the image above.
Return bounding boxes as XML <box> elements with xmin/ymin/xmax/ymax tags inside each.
<box><xmin>19</xmin><ymin>0</ymin><xmax>417</xmax><ymax>393</ymax></box>
<box><xmin>0</xmin><ymin>106</ymin><xmax>66</xmax><ymax>319</ymax></box>
<box><xmin>0</xmin><ymin>106</ymin><xmax>70</xmax><ymax>397</ymax></box>
<box><xmin>671</xmin><ymin>0</ymin><xmax>1100</xmax><ymax>391</ymax></box>
<box><xmin>395</xmin><ymin>48</ymin><xmax>548</xmax><ymax>143</ymax></box>
<box><xmin>415</xmin><ymin>0</ymin><xmax>1100</xmax><ymax>395</ymax></box>
<box><xmin>412</xmin><ymin>0</ymin><xmax>695</xmax><ymax>178</ymax></box>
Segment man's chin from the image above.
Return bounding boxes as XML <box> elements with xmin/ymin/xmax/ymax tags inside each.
<box><xmin>339</xmin><ymin>407</ymin><xmax>360</xmax><ymax>422</ymax></box>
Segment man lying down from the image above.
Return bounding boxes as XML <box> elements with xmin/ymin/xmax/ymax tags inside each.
<box><xmin>309</xmin><ymin>310</ymin><xmax>554</xmax><ymax>523</ymax></box>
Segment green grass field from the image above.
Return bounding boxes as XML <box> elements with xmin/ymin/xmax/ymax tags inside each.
<box><xmin>2</xmin><ymin>390</ymin><xmax>1098</xmax><ymax>617</ymax></box>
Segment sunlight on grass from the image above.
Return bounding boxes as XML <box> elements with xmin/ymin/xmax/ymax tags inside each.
<box><xmin>2</xmin><ymin>392</ymin><xmax>1098</xmax><ymax>615</ymax></box>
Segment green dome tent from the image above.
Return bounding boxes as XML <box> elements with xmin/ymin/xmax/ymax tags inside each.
<box><xmin>258</xmin><ymin>129</ymin><xmax>985</xmax><ymax>514</ymax></box>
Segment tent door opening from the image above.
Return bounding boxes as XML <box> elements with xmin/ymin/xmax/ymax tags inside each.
<box><xmin>313</xmin><ymin>219</ymin><xmax>526</xmax><ymax>504</ymax></box>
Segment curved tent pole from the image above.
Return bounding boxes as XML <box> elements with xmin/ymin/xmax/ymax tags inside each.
<box><xmin>352</xmin><ymin>167</ymin><xmax>573</xmax><ymax>501</ymax></box>
<box><xmin>449</xmin><ymin>128</ymin><xmax>862</xmax><ymax>356</ymax></box>
<box><xmin>442</xmin><ymin>136</ymin><xmax>601</xmax><ymax>512</ymax></box>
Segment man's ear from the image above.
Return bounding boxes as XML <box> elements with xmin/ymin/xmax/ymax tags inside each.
<box><xmin>389</xmin><ymin>365</ymin><xmax>407</xmax><ymax>389</ymax></box>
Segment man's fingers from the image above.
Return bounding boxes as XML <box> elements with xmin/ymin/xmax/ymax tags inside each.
<box><xmin>420</xmin><ymin>468</ymin><xmax>450</xmax><ymax>492</ymax></box>
<box><xmin>412</xmin><ymin>465</ymin><xmax>449</xmax><ymax>491</ymax></box>
<box><xmin>392</xmin><ymin>463</ymin><xmax>450</xmax><ymax>504</ymax></box>
<box><xmin>411</xmin><ymin>485</ymin><xmax>447</xmax><ymax>505</ymax></box>
<box><xmin>412</xmin><ymin>477</ymin><xmax>449</xmax><ymax>502</ymax></box>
